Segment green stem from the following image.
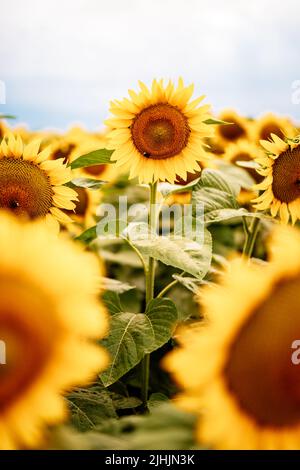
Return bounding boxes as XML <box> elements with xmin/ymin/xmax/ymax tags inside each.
<box><xmin>157</xmin><ymin>279</ymin><xmax>179</xmax><ymax>299</ymax></box>
<box><xmin>242</xmin><ymin>217</ymin><xmax>260</xmax><ymax>259</ymax></box>
<box><xmin>141</xmin><ymin>181</ymin><xmax>158</xmax><ymax>408</ymax></box>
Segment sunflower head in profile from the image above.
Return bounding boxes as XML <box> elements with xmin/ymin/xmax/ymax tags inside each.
<box><xmin>164</xmin><ymin>226</ymin><xmax>300</xmax><ymax>449</ymax></box>
<box><xmin>252</xmin><ymin>133</ymin><xmax>300</xmax><ymax>224</ymax></box>
<box><xmin>0</xmin><ymin>133</ymin><xmax>78</xmax><ymax>231</ymax></box>
<box><xmin>0</xmin><ymin>213</ymin><xmax>109</xmax><ymax>449</ymax></box>
<box><xmin>215</xmin><ymin>109</ymin><xmax>251</xmax><ymax>149</ymax></box>
<box><xmin>105</xmin><ymin>78</ymin><xmax>214</xmax><ymax>184</ymax></box>
<box><xmin>253</xmin><ymin>113</ymin><xmax>296</xmax><ymax>143</ymax></box>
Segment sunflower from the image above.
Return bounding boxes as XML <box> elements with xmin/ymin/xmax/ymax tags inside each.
<box><xmin>214</xmin><ymin>109</ymin><xmax>251</xmax><ymax>149</ymax></box>
<box><xmin>64</xmin><ymin>171</ymin><xmax>101</xmax><ymax>231</ymax></box>
<box><xmin>223</xmin><ymin>139</ymin><xmax>263</xmax><ymax>183</ymax></box>
<box><xmin>252</xmin><ymin>113</ymin><xmax>296</xmax><ymax>143</ymax></box>
<box><xmin>49</xmin><ymin>126</ymin><xmax>94</xmax><ymax>165</ymax></box>
<box><xmin>69</xmin><ymin>134</ymin><xmax>117</xmax><ymax>183</ymax></box>
<box><xmin>0</xmin><ymin>213</ymin><xmax>109</xmax><ymax>449</ymax></box>
<box><xmin>252</xmin><ymin>133</ymin><xmax>300</xmax><ymax>224</ymax></box>
<box><xmin>105</xmin><ymin>78</ymin><xmax>214</xmax><ymax>184</ymax></box>
<box><xmin>0</xmin><ymin>133</ymin><xmax>78</xmax><ymax>231</ymax></box>
<box><xmin>221</xmin><ymin>139</ymin><xmax>263</xmax><ymax>205</ymax></box>
<box><xmin>164</xmin><ymin>226</ymin><xmax>300</xmax><ymax>449</ymax></box>
<box><xmin>0</xmin><ymin>121</ymin><xmax>8</xmax><ymax>141</ymax></box>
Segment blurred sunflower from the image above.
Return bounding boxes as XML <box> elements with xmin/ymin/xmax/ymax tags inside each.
<box><xmin>164</xmin><ymin>226</ymin><xmax>300</xmax><ymax>449</ymax></box>
<box><xmin>223</xmin><ymin>140</ymin><xmax>263</xmax><ymax>183</ymax></box>
<box><xmin>50</xmin><ymin>126</ymin><xmax>92</xmax><ymax>165</ymax></box>
<box><xmin>0</xmin><ymin>121</ymin><xmax>8</xmax><ymax>141</ymax></box>
<box><xmin>252</xmin><ymin>133</ymin><xmax>300</xmax><ymax>224</ymax></box>
<box><xmin>253</xmin><ymin>113</ymin><xmax>296</xmax><ymax>143</ymax></box>
<box><xmin>0</xmin><ymin>133</ymin><xmax>78</xmax><ymax>231</ymax></box>
<box><xmin>69</xmin><ymin>135</ymin><xmax>117</xmax><ymax>183</ymax></box>
<box><xmin>0</xmin><ymin>213</ymin><xmax>109</xmax><ymax>449</ymax></box>
<box><xmin>64</xmin><ymin>174</ymin><xmax>101</xmax><ymax>229</ymax></box>
<box><xmin>215</xmin><ymin>109</ymin><xmax>251</xmax><ymax>149</ymax></box>
<box><xmin>105</xmin><ymin>78</ymin><xmax>213</xmax><ymax>183</ymax></box>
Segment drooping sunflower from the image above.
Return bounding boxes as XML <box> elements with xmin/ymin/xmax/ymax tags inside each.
<box><xmin>164</xmin><ymin>226</ymin><xmax>300</xmax><ymax>449</ymax></box>
<box><xmin>252</xmin><ymin>113</ymin><xmax>296</xmax><ymax>143</ymax></box>
<box><xmin>214</xmin><ymin>109</ymin><xmax>251</xmax><ymax>149</ymax></box>
<box><xmin>105</xmin><ymin>78</ymin><xmax>214</xmax><ymax>184</ymax></box>
<box><xmin>252</xmin><ymin>133</ymin><xmax>300</xmax><ymax>224</ymax></box>
<box><xmin>0</xmin><ymin>213</ymin><xmax>109</xmax><ymax>449</ymax></box>
<box><xmin>0</xmin><ymin>133</ymin><xmax>78</xmax><ymax>231</ymax></box>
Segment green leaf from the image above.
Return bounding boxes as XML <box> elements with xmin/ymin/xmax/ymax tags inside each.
<box><xmin>100</xmin><ymin>298</ymin><xmax>178</xmax><ymax>386</ymax></box>
<box><xmin>204</xmin><ymin>118</ymin><xmax>232</xmax><ymax>125</ymax></box>
<box><xmin>72</xmin><ymin>177</ymin><xmax>107</xmax><ymax>190</ymax></box>
<box><xmin>215</xmin><ymin>161</ymin><xmax>255</xmax><ymax>190</ymax></box>
<box><xmin>75</xmin><ymin>225</ymin><xmax>97</xmax><ymax>243</ymax></box>
<box><xmin>148</xmin><ymin>392</ymin><xmax>169</xmax><ymax>411</ymax></box>
<box><xmin>102</xmin><ymin>291</ymin><xmax>123</xmax><ymax>315</ymax></box>
<box><xmin>70</xmin><ymin>149</ymin><xmax>114</xmax><ymax>169</ymax></box>
<box><xmin>172</xmin><ymin>274</ymin><xmax>210</xmax><ymax>294</ymax></box>
<box><xmin>0</xmin><ymin>114</ymin><xmax>16</xmax><ymax>120</ymax></box>
<box><xmin>101</xmin><ymin>249</ymin><xmax>144</xmax><ymax>268</ymax></box>
<box><xmin>130</xmin><ymin>226</ymin><xmax>212</xmax><ymax>280</ymax></box>
<box><xmin>110</xmin><ymin>393</ymin><xmax>142</xmax><ymax>410</ymax></box>
<box><xmin>102</xmin><ymin>277</ymin><xmax>136</xmax><ymax>294</ymax></box>
<box><xmin>67</xmin><ymin>386</ymin><xmax>118</xmax><ymax>431</ymax></box>
<box><xmin>157</xmin><ymin>179</ymin><xmax>199</xmax><ymax>197</ymax></box>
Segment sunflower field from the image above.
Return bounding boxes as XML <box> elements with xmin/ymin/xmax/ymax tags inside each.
<box><xmin>1</xmin><ymin>78</ymin><xmax>300</xmax><ymax>452</ymax></box>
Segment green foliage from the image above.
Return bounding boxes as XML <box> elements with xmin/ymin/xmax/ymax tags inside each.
<box><xmin>70</xmin><ymin>149</ymin><xmax>114</xmax><ymax>169</ymax></box>
<box><xmin>49</xmin><ymin>402</ymin><xmax>198</xmax><ymax>450</ymax></box>
<box><xmin>100</xmin><ymin>297</ymin><xmax>178</xmax><ymax>386</ymax></box>
<box><xmin>72</xmin><ymin>177</ymin><xmax>107</xmax><ymax>190</ymax></box>
<box><xmin>192</xmin><ymin>168</ymin><xmax>266</xmax><ymax>224</ymax></box>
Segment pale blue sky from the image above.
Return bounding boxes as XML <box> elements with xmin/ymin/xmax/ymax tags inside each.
<box><xmin>1</xmin><ymin>0</ymin><xmax>300</xmax><ymax>131</ymax></box>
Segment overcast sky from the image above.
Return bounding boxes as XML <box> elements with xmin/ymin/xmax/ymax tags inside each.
<box><xmin>1</xmin><ymin>0</ymin><xmax>300</xmax><ymax>131</ymax></box>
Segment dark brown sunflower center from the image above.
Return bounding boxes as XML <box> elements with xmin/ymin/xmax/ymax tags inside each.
<box><xmin>219</xmin><ymin>119</ymin><xmax>246</xmax><ymax>142</ymax></box>
<box><xmin>224</xmin><ymin>275</ymin><xmax>300</xmax><ymax>427</ymax></box>
<box><xmin>232</xmin><ymin>152</ymin><xmax>263</xmax><ymax>183</ymax></box>
<box><xmin>0</xmin><ymin>279</ymin><xmax>56</xmax><ymax>412</ymax></box>
<box><xmin>85</xmin><ymin>164</ymin><xmax>106</xmax><ymax>177</ymax></box>
<box><xmin>260</xmin><ymin>123</ymin><xmax>284</xmax><ymax>142</ymax></box>
<box><xmin>272</xmin><ymin>146</ymin><xmax>300</xmax><ymax>203</ymax></box>
<box><xmin>73</xmin><ymin>187</ymin><xmax>89</xmax><ymax>216</ymax></box>
<box><xmin>0</xmin><ymin>158</ymin><xmax>53</xmax><ymax>219</ymax></box>
<box><xmin>131</xmin><ymin>104</ymin><xmax>190</xmax><ymax>159</ymax></box>
<box><xmin>52</xmin><ymin>144</ymin><xmax>75</xmax><ymax>164</ymax></box>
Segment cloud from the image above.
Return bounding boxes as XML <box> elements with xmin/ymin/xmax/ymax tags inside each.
<box><xmin>1</xmin><ymin>0</ymin><xmax>300</xmax><ymax>129</ymax></box>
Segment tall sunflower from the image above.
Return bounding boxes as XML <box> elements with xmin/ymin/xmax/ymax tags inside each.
<box><xmin>164</xmin><ymin>226</ymin><xmax>300</xmax><ymax>449</ymax></box>
<box><xmin>105</xmin><ymin>78</ymin><xmax>213</xmax><ymax>184</ymax></box>
<box><xmin>0</xmin><ymin>213</ymin><xmax>109</xmax><ymax>449</ymax></box>
<box><xmin>252</xmin><ymin>133</ymin><xmax>300</xmax><ymax>224</ymax></box>
<box><xmin>0</xmin><ymin>133</ymin><xmax>78</xmax><ymax>231</ymax></box>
